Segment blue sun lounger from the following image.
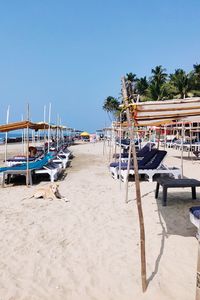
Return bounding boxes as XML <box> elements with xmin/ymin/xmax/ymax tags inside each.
<box><xmin>0</xmin><ymin>153</ymin><xmax>57</xmax><ymax>186</ymax></box>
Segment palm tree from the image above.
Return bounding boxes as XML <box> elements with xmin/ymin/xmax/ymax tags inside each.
<box><xmin>151</xmin><ymin>65</ymin><xmax>167</xmax><ymax>85</ymax></box>
<box><xmin>125</xmin><ymin>72</ymin><xmax>137</xmax><ymax>102</ymax></box>
<box><xmin>170</xmin><ymin>69</ymin><xmax>191</xmax><ymax>98</ymax></box>
<box><xmin>149</xmin><ymin>65</ymin><xmax>168</xmax><ymax>100</ymax></box>
<box><xmin>103</xmin><ymin>96</ymin><xmax>120</xmax><ymax>121</ymax></box>
<box><xmin>192</xmin><ymin>63</ymin><xmax>200</xmax><ymax>90</ymax></box>
<box><xmin>135</xmin><ymin>76</ymin><xmax>149</xmax><ymax>96</ymax></box>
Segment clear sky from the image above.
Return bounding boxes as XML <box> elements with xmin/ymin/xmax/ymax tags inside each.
<box><xmin>0</xmin><ymin>0</ymin><xmax>200</xmax><ymax>132</ymax></box>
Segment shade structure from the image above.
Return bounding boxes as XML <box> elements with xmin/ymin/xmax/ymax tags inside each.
<box><xmin>0</xmin><ymin>121</ymin><xmax>65</xmax><ymax>133</ymax></box>
<box><xmin>124</xmin><ymin>97</ymin><xmax>200</xmax><ymax>127</ymax></box>
<box><xmin>80</xmin><ymin>131</ymin><xmax>90</xmax><ymax>136</ymax></box>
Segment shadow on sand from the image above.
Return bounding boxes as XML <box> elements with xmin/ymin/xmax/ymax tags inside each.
<box><xmin>147</xmin><ymin>190</ymin><xmax>200</xmax><ymax>286</ymax></box>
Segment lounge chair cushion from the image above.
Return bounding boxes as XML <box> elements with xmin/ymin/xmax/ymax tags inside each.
<box><xmin>190</xmin><ymin>206</ymin><xmax>200</xmax><ymax>219</ymax></box>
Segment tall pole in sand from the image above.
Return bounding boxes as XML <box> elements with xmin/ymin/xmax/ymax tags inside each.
<box><xmin>4</xmin><ymin>105</ymin><xmax>10</xmax><ymax>162</ymax></box>
<box><xmin>122</xmin><ymin>76</ymin><xmax>147</xmax><ymax>292</ymax></box>
<box><xmin>48</xmin><ymin>103</ymin><xmax>51</xmax><ymax>153</ymax></box>
<box><xmin>44</xmin><ymin>105</ymin><xmax>46</xmax><ymax>149</ymax></box>
<box><xmin>181</xmin><ymin>122</ymin><xmax>185</xmax><ymax>178</ymax></box>
<box><xmin>26</xmin><ymin>103</ymin><xmax>30</xmax><ymax>186</ymax></box>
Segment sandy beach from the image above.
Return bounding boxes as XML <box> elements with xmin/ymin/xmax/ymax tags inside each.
<box><xmin>0</xmin><ymin>141</ymin><xmax>199</xmax><ymax>300</ymax></box>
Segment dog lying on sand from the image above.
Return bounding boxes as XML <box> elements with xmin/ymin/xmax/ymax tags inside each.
<box><xmin>25</xmin><ymin>183</ymin><xmax>68</xmax><ymax>202</ymax></box>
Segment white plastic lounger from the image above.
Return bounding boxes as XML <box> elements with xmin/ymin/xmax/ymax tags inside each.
<box><xmin>121</xmin><ymin>166</ymin><xmax>181</xmax><ymax>182</ymax></box>
<box><xmin>120</xmin><ymin>150</ymin><xmax>181</xmax><ymax>182</ymax></box>
<box><xmin>53</xmin><ymin>155</ymin><xmax>69</xmax><ymax>169</ymax></box>
<box><xmin>34</xmin><ymin>162</ymin><xmax>61</xmax><ymax>182</ymax></box>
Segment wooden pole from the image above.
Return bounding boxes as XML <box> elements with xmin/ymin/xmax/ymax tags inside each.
<box><xmin>4</xmin><ymin>105</ymin><xmax>10</xmax><ymax>162</ymax></box>
<box><xmin>157</xmin><ymin>127</ymin><xmax>161</xmax><ymax>150</ymax></box>
<box><xmin>44</xmin><ymin>105</ymin><xmax>46</xmax><ymax>150</ymax></box>
<box><xmin>119</xmin><ymin>114</ymin><xmax>122</xmax><ymax>189</ymax></box>
<box><xmin>125</xmin><ymin>141</ymin><xmax>132</xmax><ymax>203</ymax></box>
<box><xmin>122</xmin><ymin>77</ymin><xmax>147</xmax><ymax>292</ymax></box>
<box><xmin>196</xmin><ymin>232</ymin><xmax>200</xmax><ymax>300</ymax></box>
<box><xmin>26</xmin><ymin>103</ymin><xmax>30</xmax><ymax>186</ymax></box>
<box><xmin>48</xmin><ymin>103</ymin><xmax>51</xmax><ymax>153</ymax></box>
<box><xmin>181</xmin><ymin>122</ymin><xmax>184</xmax><ymax>178</ymax></box>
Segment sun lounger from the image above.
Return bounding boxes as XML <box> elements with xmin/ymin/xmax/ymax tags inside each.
<box><xmin>189</xmin><ymin>206</ymin><xmax>200</xmax><ymax>238</ymax></box>
<box><xmin>120</xmin><ymin>150</ymin><xmax>181</xmax><ymax>182</ymax></box>
<box><xmin>0</xmin><ymin>154</ymin><xmax>54</xmax><ymax>186</ymax></box>
<box><xmin>34</xmin><ymin>162</ymin><xmax>62</xmax><ymax>182</ymax></box>
<box><xmin>110</xmin><ymin>148</ymin><xmax>158</xmax><ymax>179</ymax></box>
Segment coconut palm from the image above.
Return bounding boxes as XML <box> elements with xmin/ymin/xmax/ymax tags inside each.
<box><xmin>103</xmin><ymin>96</ymin><xmax>120</xmax><ymax>121</ymax></box>
<box><xmin>151</xmin><ymin>65</ymin><xmax>167</xmax><ymax>85</ymax></box>
<box><xmin>125</xmin><ymin>72</ymin><xmax>137</xmax><ymax>101</ymax></box>
<box><xmin>192</xmin><ymin>63</ymin><xmax>200</xmax><ymax>90</ymax></box>
<box><xmin>135</xmin><ymin>76</ymin><xmax>149</xmax><ymax>96</ymax></box>
<box><xmin>148</xmin><ymin>65</ymin><xmax>168</xmax><ymax>100</ymax></box>
<box><xmin>170</xmin><ymin>69</ymin><xmax>191</xmax><ymax>98</ymax></box>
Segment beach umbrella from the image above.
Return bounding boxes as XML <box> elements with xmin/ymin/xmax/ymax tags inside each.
<box><xmin>80</xmin><ymin>131</ymin><xmax>90</xmax><ymax>136</ymax></box>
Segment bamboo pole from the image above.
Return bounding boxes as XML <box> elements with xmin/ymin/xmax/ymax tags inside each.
<box><xmin>125</xmin><ymin>141</ymin><xmax>132</xmax><ymax>203</ymax></box>
<box><xmin>122</xmin><ymin>77</ymin><xmax>147</xmax><ymax>292</ymax></box>
<box><xmin>196</xmin><ymin>227</ymin><xmax>200</xmax><ymax>299</ymax></box>
<box><xmin>4</xmin><ymin>105</ymin><xmax>10</xmax><ymax>162</ymax></box>
<box><xmin>119</xmin><ymin>113</ymin><xmax>122</xmax><ymax>190</ymax></box>
<box><xmin>48</xmin><ymin>103</ymin><xmax>51</xmax><ymax>153</ymax></box>
<box><xmin>26</xmin><ymin>104</ymin><xmax>30</xmax><ymax>186</ymax></box>
<box><xmin>157</xmin><ymin>127</ymin><xmax>161</xmax><ymax>150</ymax></box>
<box><xmin>181</xmin><ymin>122</ymin><xmax>184</xmax><ymax>178</ymax></box>
<box><xmin>57</xmin><ymin>114</ymin><xmax>59</xmax><ymax>151</ymax></box>
<box><xmin>44</xmin><ymin>105</ymin><xmax>46</xmax><ymax>150</ymax></box>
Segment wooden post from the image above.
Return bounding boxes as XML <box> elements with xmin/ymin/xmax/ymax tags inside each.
<box><xmin>4</xmin><ymin>105</ymin><xmax>10</xmax><ymax>162</ymax></box>
<box><xmin>157</xmin><ymin>126</ymin><xmax>161</xmax><ymax>150</ymax></box>
<box><xmin>119</xmin><ymin>114</ymin><xmax>122</xmax><ymax>189</ymax></box>
<box><xmin>181</xmin><ymin>122</ymin><xmax>184</xmax><ymax>178</ymax></box>
<box><xmin>122</xmin><ymin>77</ymin><xmax>147</xmax><ymax>292</ymax></box>
<box><xmin>125</xmin><ymin>141</ymin><xmax>132</xmax><ymax>203</ymax></box>
<box><xmin>196</xmin><ymin>232</ymin><xmax>200</xmax><ymax>300</ymax></box>
<box><xmin>44</xmin><ymin>105</ymin><xmax>46</xmax><ymax>150</ymax></box>
<box><xmin>48</xmin><ymin>103</ymin><xmax>51</xmax><ymax>153</ymax></box>
<box><xmin>26</xmin><ymin>104</ymin><xmax>30</xmax><ymax>186</ymax></box>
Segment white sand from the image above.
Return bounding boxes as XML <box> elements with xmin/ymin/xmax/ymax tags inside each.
<box><xmin>0</xmin><ymin>141</ymin><xmax>199</xmax><ymax>300</ymax></box>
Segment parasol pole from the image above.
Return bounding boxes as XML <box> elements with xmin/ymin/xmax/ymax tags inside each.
<box><xmin>4</xmin><ymin>105</ymin><xmax>10</xmax><ymax>162</ymax></box>
<box><xmin>181</xmin><ymin>121</ymin><xmax>184</xmax><ymax>178</ymax></box>
<box><xmin>57</xmin><ymin>114</ymin><xmax>59</xmax><ymax>151</ymax></box>
<box><xmin>122</xmin><ymin>76</ymin><xmax>147</xmax><ymax>292</ymax></box>
<box><xmin>48</xmin><ymin>103</ymin><xmax>51</xmax><ymax>153</ymax></box>
<box><xmin>125</xmin><ymin>139</ymin><xmax>132</xmax><ymax>203</ymax></box>
<box><xmin>119</xmin><ymin>113</ymin><xmax>122</xmax><ymax>189</ymax></box>
<box><xmin>26</xmin><ymin>103</ymin><xmax>30</xmax><ymax>186</ymax></box>
<box><xmin>44</xmin><ymin>105</ymin><xmax>46</xmax><ymax>150</ymax></box>
<box><xmin>157</xmin><ymin>126</ymin><xmax>161</xmax><ymax>150</ymax></box>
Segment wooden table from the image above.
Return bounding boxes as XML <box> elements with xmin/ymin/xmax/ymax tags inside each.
<box><xmin>155</xmin><ymin>178</ymin><xmax>200</xmax><ymax>206</ymax></box>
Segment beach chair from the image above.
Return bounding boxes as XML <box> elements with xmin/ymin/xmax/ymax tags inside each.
<box><xmin>120</xmin><ymin>150</ymin><xmax>181</xmax><ymax>182</ymax></box>
<box><xmin>0</xmin><ymin>154</ymin><xmax>54</xmax><ymax>186</ymax></box>
<box><xmin>189</xmin><ymin>206</ymin><xmax>200</xmax><ymax>238</ymax></box>
<box><xmin>110</xmin><ymin>148</ymin><xmax>158</xmax><ymax>179</ymax></box>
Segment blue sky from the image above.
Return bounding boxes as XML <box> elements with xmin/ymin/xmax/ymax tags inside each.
<box><xmin>0</xmin><ymin>0</ymin><xmax>200</xmax><ymax>132</ymax></box>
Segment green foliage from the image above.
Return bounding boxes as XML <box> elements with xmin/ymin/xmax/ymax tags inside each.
<box><xmin>103</xmin><ymin>64</ymin><xmax>200</xmax><ymax>117</ymax></box>
<box><xmin>169</xmin><ymin>69</ymin><xmax>191</xmax><ymax>98</ymax></box>
<box><xmin>135</xmin><ymin>76</ymin><xmax>149</xmax><ymax>96</ymax></box>
<box><xmin>102</xmin><ymin>96</ymin><xmax>120</xmax><ymax>121</ymax></box>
